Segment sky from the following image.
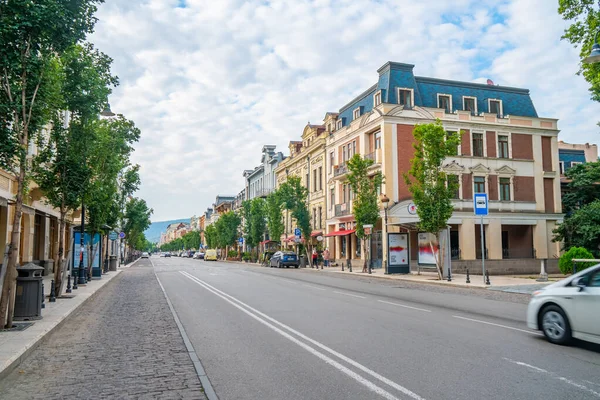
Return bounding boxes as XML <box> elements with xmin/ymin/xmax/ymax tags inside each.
<box><xmin>89</xmin><ymin>0</ymin><xmax>600</xmax><ymax>222</ymax></box>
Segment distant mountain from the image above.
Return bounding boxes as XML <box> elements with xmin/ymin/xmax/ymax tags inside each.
<box><xmin>145</xmin><ymin>218</ymin><xmax>190</xmax><ymax>243</ymax></box>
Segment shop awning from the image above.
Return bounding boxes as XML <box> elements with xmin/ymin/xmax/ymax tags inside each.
<box><xmin>324</xmin><ymin>229</ymin><xmax>356</xmax><ymax>237</ymax></box>
<box><xmin>310</xmin><ymin>231</ymin><xmax>323</xmax><ymax>237</ymax></box>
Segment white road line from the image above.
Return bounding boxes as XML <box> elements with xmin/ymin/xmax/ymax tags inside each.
<box><xmin>179</xmin><ymin>272</ymin><xmax>401</xmax><ymax>400</ymax></box>
<box><xmin>377</xmin><ymin>300</ymin><xmax>431</xmax><ymax>313</ymax></box>
<box><xmin>504</xmin><ymin>358</ymin><xmax>600</xmax><ymax>398</ymax></box>
<box><xmin>453</xmin><ymin>315</ymin><xmax>543</xmax><ymax>336</ymax></box>
<box><xmin>333</xmin><ymin>291</ymin><xmax>366</xmax><ymax>299</ymax></box>
<box><xmin>302</xmin><ymin>284</ymin><xmax>326</xmax><ymax>291</ymax></box>
<box><xmin>180</xmin><ymin>271</ymin><xmax>425</xmax><ymax>400</ymax></box>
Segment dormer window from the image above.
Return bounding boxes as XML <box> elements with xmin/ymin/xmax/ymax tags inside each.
<box><xmin>489</xmin><ymin>99</ymin><xmax>502</xmax><ymax>117</ymax></box>
<box><xmin>398</xmin><ymin>88</ymin><xmax>413</xmax><ymax>108</ymax></box>
<box><xmin>373</xmin><ymin>90</ymin><xmax>382</xmax><ymax>107</ymax></box>
<box><xmin>353</xmin><ymin>107</ymin><xmax>361</xmax><ymax>120</ymax></box>
<box><xmin>438</xmin><ymin>94</ymin><xmax>452</xmax><ymax>113</ymax></box>
<box><xmin>463</xmin><ymin>96</ymin><xmax>477</xmax><ymax>115</ymax></box>
<box><xmin>336</xmin><ymin>119</ymin><xmax>343</xmax><ymax>130</ymax></box>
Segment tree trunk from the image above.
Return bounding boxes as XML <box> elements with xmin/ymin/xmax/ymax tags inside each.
<box><xmin>53</xmin><ymin>209</ymin><xmax>66</xmax><ymax>295</ymax></box>
<box><xmin>431</xmin><ymin>233</ymin><xmax>444</xmax><ymax>280</ymax></box>
<box><xmin>362</xmin><ymin>238</ymin><xmax>368</xmax><ymax>273</ymax></box>
<box><xmin>0</xmin><ymin>166</ymin><xmax>26</xmax><ymax>328</ymax></box>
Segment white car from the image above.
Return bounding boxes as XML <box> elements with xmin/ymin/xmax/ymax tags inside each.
<box><xmin>141</xmin><ymin>252</ymin><xmax>149</xmax><ymax>258</ymax></box>
<box><xmin>527</xmin><ymin>264</ymin><xmax>600</xmax><ymax>345</ymax></box>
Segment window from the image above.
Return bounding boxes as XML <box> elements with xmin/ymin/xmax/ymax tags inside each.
<box><xmin>318</xmin><ymin>206</ymin><xmax>322</xmax><ymax>228</ymax></box>
<box><xmin>318</xmin><ymin>167</ymin><xmax>322</xmax><ymax>190</ymax></box>
<box><xmin>500</xmin><ymin>178</ymin><xmax>511</xmax><ymax>201</ymax></box>
<box><xmin>398</xmin><ymin>88</ymin><xmax>413</xmax><ymax>108</ymax></box>
<box><xmin>353</xmin><ymin>107</ymin><xmax>361</xmax><ymax>120</ymax></box>
<box><xmin>352</xmin><ymin>140</ymin><xmax>356</xmax><ymax>156</ymax></box>
<box><xmin>342</xmin><ymin>184</ymin><xmax>347</xmax><ymax>203</ymax></box>
<box><xmin>329</xmin><ymin>152</ymin><xmax>334</xmax><ymax>173</ymax></box>
<box><xmin>374</xmin><ymin>90</ymin><xmax>382</xmax><ymax>106</ymax></box>
<box><xmin>448</xmin><ymin>175</ymin><xmax>460</xmax><ymax>199</ymax></box>
<box><xmin>463</xmin><ymin>96</ymin><xmax>477</xmax><ymax>115</ymax></box>
<box><xmin>313</xmin><ymin>208</ymin><xmax>317</xmax><ymax>228</ymax></box>
<box><xmin>472</xmin><ymin>133</ymin><xmax>484</xmax><ymax>157</ymax></box>
<box><xmin>313</xmin><ymin>169</ymin><xmax>317</xmax><ymax>192</ymax></box>
<box><xmin>489</xmin><ymin>99</ymin><xmax>502</xmax><ymax>117</ymax></box>
<box><xmin>498</xmin><ymin>135</ymin><xmax>509</xmax><ymax>159</ymax></box>
<box><xmin>474</xmin><ymin>176</ymin><xmax>486</xmax><ymax>193</ymax></box>
<box><xmin>374</xmin><ymin>131</ymin><xmax>381</xmax><ymax>150</ymax></box>
<box><xmin>570</xmin><ymin>161</ymin><xmax>582</xmax><ymax>167</ymax></box>
<box><xmin>342</xmin><ymin>145</ymin><xmax>347</xmax><ymax>162</ymax></box>
<box><xmin>438</xmin><ymin>94</ymin><xmax>452</xmax><ymax>113</ymax></box>
<box><xmin>446</xmin><ymin>131</ymin><xmax>459</xmax><ymax>156</ymax></box>
<box><xmin>559</xmin><ymin>161</ymin><xmax>564</xmax><ymax>174</ymax></box>
<box><xmin>330</xmin><ymin>188</ymin><xmax>335</xmax><ymax>208</ymax></box>
<box><xmin>336</xmin><ymin>119</ymin><xmax>343</xmax><ymax>130</ymax></box>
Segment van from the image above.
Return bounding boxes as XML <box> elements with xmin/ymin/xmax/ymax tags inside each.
<box><xmin>204</xmin><ymin>249</ymin><xmax>217</xmax><ymax>261</ymax></box>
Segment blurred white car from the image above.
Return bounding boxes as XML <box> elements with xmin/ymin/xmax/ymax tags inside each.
<box><xmin>527</xmin><ymin>264</ymin><xmax>600</xmax><ymax>345</ymax></box>
<box><xmin>141</xmin><ymin>252</ymin><xmax>149</xmax><ymax>258</ymax></box>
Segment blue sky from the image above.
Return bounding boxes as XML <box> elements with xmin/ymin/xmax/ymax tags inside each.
<box><xmin>90</xmin><ymin>0</ymin><xmax>600</xmax><ymax>221</ymax></box>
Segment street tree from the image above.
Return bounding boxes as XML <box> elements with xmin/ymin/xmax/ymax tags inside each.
<box><xmin>124</xmin><ymin>198</ymin><xmax>153</xmax><ymax>255</ymax></box>
<box><xmin>278</xmin><ymin>176</ymin><xmax>311</xmax><ymax>264</ymax></box>
<box><xmin>265</xmin><ymin>192</ymin><xmax>284</xmax><ymax>248</ymax></box>
<box><xmin>241</xmin><ymin>200</ymin><xmax>252</xmax><ymax>249</ymax></box>
<box><xmin>182</xmin><ymin>231</ymin><xmax>201</xmax><ymax>250</ymax></box>
<box><xmin>204</xmin><ymin>224</ymin><xmax>217</xmax><ymax>249</ymax></box>
<box><xmin>249</xmin><ymin>198</ymin><xmax>266</xmax><ymax>257</ymax></box>
<box><xmin>0</xmin><ymin>0</ymin><xmax>104</xmax><ymax>328</ymax></box>
<box><xmin>559</xmin><ymin>1</ymin><xmax>600</xmax><ymax>101</ymax></box>
<box><xmin>214</xmin><ymin>211</ymin><xmax>241</xmax><ymax>257</ymax></box>
<box><xmin>404</xmin><ymin>121</ymin><xmax>462</xmax><ymax>280</ymax></box>
<box><xmin>346</xmin><ymin>154</ymin><xmax>384</xmax><ymax>273</ymax></box>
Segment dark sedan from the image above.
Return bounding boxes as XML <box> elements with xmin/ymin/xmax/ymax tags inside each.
<box><xmin>270</xmin><ymin>251</ymin><xmax>299</xmax><ymax>268</ymax></box>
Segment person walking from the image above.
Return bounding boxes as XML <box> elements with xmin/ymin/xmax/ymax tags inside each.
<box><xmin>323</xmin><ymin>248</ymin><xmax>330</xmax><ymax>268</ymax></box>
<box><xmin>312</xmin><ymin>249</ymin><xmax>318</xmax><ymax>268</ymax></box>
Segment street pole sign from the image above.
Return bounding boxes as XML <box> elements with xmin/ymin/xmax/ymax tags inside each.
<box><xmin>109</xmin><ymin>231</ymin><xmax>118</xmax><ymax>241</ymax></box>
<box><xmin>119</xmin><ymin>231</ymin><xmax>126</xmax><ymax>239</ymax></box>
<box><xmin>294</xmin><ymin>228</ymin><xmax>301</xmax><ymax>237</ymax></box>
<box><xmin>474</xmin><ymin>193</ymin><xmax>488</xmax><ymax>284</ymax></box>
<box><xmin>238</xmin><ymin>237</ymin><xmax>244</xmax><ymax>245</ymax></box>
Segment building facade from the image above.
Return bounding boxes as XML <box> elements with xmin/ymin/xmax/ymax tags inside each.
<box><xmin>245</xmin><ymin>145</ymin><xmax>285</xmax><ymax>201</ymax></box>
<box><xmin>558</xmin><ymin>141</ymin><xmax>598</xmax><ymax>174</ymax></box>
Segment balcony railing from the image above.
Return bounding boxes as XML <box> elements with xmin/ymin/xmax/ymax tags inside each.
<box><xmin>334</xmin><ymin>163</ymin><xmax>348</xmax><ymax>177</ymax></box>
<box><xmin>334</xmin><ymin>202</ymin><xmax>352</xmax><ymax>217</ymax></box>
<box><xmin>255</xmin><ymin>188</ymin><xmax>273</xmax><ymax>198</ymax></box>
<box><xmin>502</xmin><ymin>248</ymin><xmax>536</xmax><ymax>259</ymax></box>
<box><xmin>364</xmin><ymin>152</ymin><xmax>376</xmax><ymax>162</ymax></box>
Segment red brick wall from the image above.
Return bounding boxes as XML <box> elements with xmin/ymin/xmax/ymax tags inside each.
<box><xmin>462</xmin><ymin>174</ymin><xmax>472</xmax><ymax>200</ymax></box>
<box><xmin>488</xmin><ymin>175</ymin><xmax>498</xmax><ymax>200</ymax></box>
<box><xmin>541</xmin><ymin>136</ymin><xmax>552</xmax><ymax>172</ymax></box>
<box><xmin>514</xmin><ymin>176</ymin><xmax>536</xmax><ymax>202</ymax></box>
<box><xmin>511</xmin><ymin>134</ymin><xmax>533</xmax><ymax>160</ymax></box>
<box><xmin>486</xmin><ymin>131</ymin><xmax>496</xmax><ymax>158</ymax></box>
<box><xmin>397</xmin><ymin>124</ymin><xmax>415</xmax><ymax>201</ymax></box>
<box><xmin>461</xmin><ymin>129</ymin><xmax>471</xmax><ymax>156</ymax></box>
<box><xmin>544</xmin><ymin>178</ymin><xmax>555</xmax><ymax>213</ymax></box>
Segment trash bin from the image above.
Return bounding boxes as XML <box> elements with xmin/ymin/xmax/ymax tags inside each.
<box><xmin>300</xmin><ymin>255</ymin><xmax>306</xmax><ymax>268</ymax></box>
<box><xmin>14</xmin><ymin>263</ymin><xmax>44</xmax><ymax>321</ymax></box>
<box><xmin>109</xmin><ymin>255</ymin><xmax>117</xmax><ymax>271</ymax></box>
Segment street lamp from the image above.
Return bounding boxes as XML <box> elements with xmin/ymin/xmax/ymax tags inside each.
<box><xmin>380</xmin><ymin>194</ymin><xmax>390</xmax><ymax>274</ymax></box>
<box><xmin>583</xmin><ymin>29</ymin><xmax>600</xmax><ymax>64</ymax></box>
<box><xmin>100</xmin><ymin>103</ymin><xmax>116</xmax><ymax>117</ymax></box>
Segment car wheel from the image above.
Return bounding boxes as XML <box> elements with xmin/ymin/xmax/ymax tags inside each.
<box><xmin>540</xmin><ymin>305</ymin><xmax>572</xmax><ymax>345</ymax></box>
<box><xmin>277</xmin><ymin>261</ymin><xmax>282</xmax><ymax>268</ymax></box>
<box><xmin>294</xmin><ymin>265</ymin><xmax>299</xmax><ymax>268</ymax></box>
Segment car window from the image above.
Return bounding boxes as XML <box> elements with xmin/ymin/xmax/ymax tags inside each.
<box><xmin>588</xmin><ymin>270</ymin><xmax>600</xmax><ymax>287</ymax></box>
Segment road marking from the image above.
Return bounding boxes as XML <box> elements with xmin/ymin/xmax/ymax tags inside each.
<box><xmin>504</xmin><ymin>358</ymin><xmax>600</xmax><ymax>398</ymax></box>
<box><xmin>333</xmin><ymin>291</ymin><xmax>366</xmax><ymax>299</ymax></box>
<box><xmin>453</xmin><ymin>315</ymin><xmax>543</xmax><ymax>336</ymax></box>
<box><xmin>377</xmin><ymin>300</ymin><xmax>431</xmax><ymax>313</ymax></box>
<box><xmin>180</xmin><ymin>271</ymin><xmax>425</xmax><ymax>400</ymax></box>
<box><xmin>302</xmin><ymin>284</ymin><xmax>326</xmax><ymax>291</ymax></box>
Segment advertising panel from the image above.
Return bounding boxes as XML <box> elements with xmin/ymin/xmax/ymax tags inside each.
<box><xmin>418</xmin><ymin>232</ymin><xmax>439</xmax><ymax>265</ymax></box>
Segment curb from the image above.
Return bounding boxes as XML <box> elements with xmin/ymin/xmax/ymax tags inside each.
<box><xmin>0</xmin><ymin>268</ymin><xmax>127</xmax><ymax>381</ymax></box>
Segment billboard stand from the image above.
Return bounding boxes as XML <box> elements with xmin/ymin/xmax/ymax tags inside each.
<box><xmin>474</xmin><ymin>193</ymin><xmax>489</xmax><ymax>285</ymax></box>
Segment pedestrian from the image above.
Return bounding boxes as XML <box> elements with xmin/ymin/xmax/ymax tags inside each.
<box><xmin>312</xmin><ymin>249</ymin><xmax>318</xmax><ymax>268</ymax></box>
<box><xmin>323</xmin><ymin>248</ymin><xmax>330</xmax><ymax>268</ymax></box>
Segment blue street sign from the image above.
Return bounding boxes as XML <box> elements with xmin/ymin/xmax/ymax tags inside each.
<box><xmin>474</xmin><ymin>193</ymin><xmax>488</xmax><ymax>216</ymax></box>
<box><xmin>294</xmin><ymin>228</ymin><xmax>301</xmax><ymax>237</ymax></box>
<box><xmin>119</xmin><ymin>231</ymin><xmax>126</xmax><ymax>239</ymax></box>
<box><xmin>238</xmin><ymin>237</ymin><xmax>244</xmax><ymax>244</ymax></box>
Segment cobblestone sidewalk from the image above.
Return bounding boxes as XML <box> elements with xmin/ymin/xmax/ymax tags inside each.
<box><xmin>0</xmin><ymin>266</ymin><xmax>206</xmax><ymax>400</ymax></box>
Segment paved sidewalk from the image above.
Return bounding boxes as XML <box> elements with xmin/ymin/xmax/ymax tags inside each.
<box><xmin>0</xmin><ymin>264</ymin><xmax>205</xmax><ymax>399</ymax></box>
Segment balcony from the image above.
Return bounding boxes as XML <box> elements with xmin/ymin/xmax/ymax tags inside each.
<box><xmin>334</xmin><ymin>202</ymin><xmax>352</xmax><ymax>217</ymax></box>
<box><xmin>255</xmin><ymin>188</ymin><xmax>273</xmax><ymax>198</ymax></box>
<box><xmin>333</xmin><ymin>163</ymin><xmax>348</xmax><ymax>179</ymax></box>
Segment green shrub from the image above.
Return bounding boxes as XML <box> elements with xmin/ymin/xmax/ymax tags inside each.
<box><xmin>242</xmin><ymin>252</ymin><xmax>251</xmax><ymax>261</ymax></box>
<box><xmin>228</xmin><ymin>250</ymin><xmax>238</xmax><ymax>258</ymax></box>
<box><xmin>559</xmin><ymin>247</ymin><xmax>596</xmax><ymax>275</ymax></box>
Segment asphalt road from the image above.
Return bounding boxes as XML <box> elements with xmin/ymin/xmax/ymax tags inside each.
<box><xmin>151</xmin><ymin>257</ymin><xmax>600</xmax><ymax>400</ymax></box>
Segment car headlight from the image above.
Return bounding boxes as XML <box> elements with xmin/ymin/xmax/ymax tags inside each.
<box><xmin>532</xmin><ymin>290</ymin><xmax>544</xmax><ymax>297</ymax></box>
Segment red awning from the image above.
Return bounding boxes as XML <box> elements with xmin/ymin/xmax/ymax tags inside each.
<box><xmin>324</xmin><ymin>229</ymin><xmax>356</xmax><ymax>237</ymax></box>
<box><xmin>260</xmin><ymin>240</ymin><xmax>275</xmax><ymax>245</ymax></box>
<box><xmin>310</xmin><ymin>231</ymin><xmax>323</xmax><ymax>237</ymax></box>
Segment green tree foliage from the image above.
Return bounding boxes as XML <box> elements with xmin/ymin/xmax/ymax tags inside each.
<box><xmin>124</xmin><ymin>198</ymin><xmax>153</xmax><ymax>252</ymax></box>
<box><xmin>559</xmin><ymin>1</ymin><xmax>600</xmax><ymax>101</ymax></box>
<box><xmin>561</xmin><ymin>161</ymin><xmax>600</xmax><ymax>212</ymax></box>
<box><xmin>346</xmin><ymin>154</ymin><xmax>384</xmax><ymax>271</ymax></box>
<box><xmin>204</xmin><ymin>224</ymin><xmax>217</xmax><ymax>249</ymax></box>
<box><xmin>0</xmin><ymin>0</ymin><xmax>104</xmax><ymax>328</ymax></box>
<box><xmin>278</xmin><ymin>176</ymin><xmax>312</xmax><ymax>262</ymax></box>
<box><xmin>404</xmin><ymin>121</ymin><xmax>462</xmax><ymax>279</ymax></box>
<box><xmin>559</xmin><ymin>246</ymin><xmax>596</xmax><ymax>275</ymax></box>
<box><xmin>249</xmin><ymin>198</ymin><xmax>266</xmax><ymax>251</ymax></box>
<box><xmin>241</xmin><ymin>200</ymin><xmax>252</xmax><ymax>246</ymax></box>
<box><xmin>555</xmin><ymin>200</ymin><xmax>600</xmax><ymax>258</ymax></box>
<box><xmin>214</xmin><ymin>212</ymin><xmax>241</xmax><ymax>250</ymax></box>
<box><xmin>265</xmin><ymin>192</ymin><xmax>284</xmax><ymax>246</ymax></box>
<box><xmin>182</xmin><ymin>230</ymin><xmax>201</xmax><ymax>250</ymax></box>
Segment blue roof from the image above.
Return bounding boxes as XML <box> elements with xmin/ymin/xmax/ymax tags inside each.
<box><xmin>336</xmin><ymin>61</ymin><xmax>539</xmax><ymax>128</ymax></box>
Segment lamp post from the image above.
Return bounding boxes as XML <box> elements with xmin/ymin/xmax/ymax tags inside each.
<box><xmin>380</xmin><ymin>194</ymin><xmax>390</xmax><ymax>274</ymax></box>
<box><xmin>77</xmin><ymin>204</ymin><xmax>87</xmax><ymax>285</ymax></box>
<box><xmin>583</xmin><ymin>29</ymin><xmax>600</xmax><ymax>64</ymax></box>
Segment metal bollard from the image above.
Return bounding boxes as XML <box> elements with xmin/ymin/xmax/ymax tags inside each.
<box><xmin>41</xmin><ymin>282</ymin><xmax>45</xmax><ymax>309</ymax></box>
<box><xmin>485</xmin><ymin>269</ymin><xmax>491</xmax><ymax>285</ymax></box>
<box><xmin>49</xmin><ymin>280</ymin><xmax>57</xmax><ymax>302</ymax></box>
<box><xmin>466</xmin><ymin>268</ymin><xmax>470</xmax><ymax>284</ymax></box>
<box><xmin>347</xmin><ymin>259</ymin><xmax>352</xmax><ymax>273</ymax></box>
<box><xmin>66</xmin><ymin>274</ymin><xmax>72</xmax><ymax>293</ymax></box>
<box><xmin>73</xmin><ymin>272</ymin><xmax>78</xmax><ymax>290</ymax></box>
<box><xmin>447</xmin><ymin>267</ymin><xmax>452</xmax><ymax>282</ymax></box>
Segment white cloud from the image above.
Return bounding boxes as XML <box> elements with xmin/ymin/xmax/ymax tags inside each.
<box><xmin>90</xmin><ymin>0</ymin><xmax>600</xmax><ymax>221</ymax></box>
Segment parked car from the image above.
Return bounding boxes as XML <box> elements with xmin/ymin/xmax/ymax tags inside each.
<box><xmin>193</xmin><ymin>251</ymin><xmax>204</xmax><ymax>259</ymax></box>
<box><xmin>270</xmin><ymin>251</ymin><xmax>299</xmax><ymax>268</ymax></box>
<box><xmin>527</xmin><ymin>263</ymin><xmax>600</xmax><ymax>345</ymax></box>
<box><xmin>141</xmin><ymin>252</ymin><xmax>149</xmax><ymax>258</ymax></box>
<box><xmin>204</xmin><ymin>249</ymin><xmax>217</xmax><ymax>261</ymax></box>
<box><xmin>188</xmin><ymin>251</ymin><xmax>196</xmax><ymax>258</ymax></box>
<box><xmin>181</xmin><ymin>252</ymin><xmax>188</xmax><ymax>258</ymax></box>
<box><xmin>165</xmin><ymin>252</ymin><xmax>171</xmax><ymax>257</ymax></box>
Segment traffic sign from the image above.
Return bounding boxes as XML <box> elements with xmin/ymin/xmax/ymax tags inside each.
<box><xmin>474</xmin><ymin>193</ymin><xmax>488</xmax><ymax>216</ymax></box>
<box><xmin>294</xmin><ymin>228</ymin><xmax>301</xmax><ymax>237</ymax></box>
<box><xmin>238</xmin><ymin>237</ymin><xmax>244</xmax><ymax>244</ymax></box>
<box><xmin>119</xmin><ymin>231</ymin><xmax>126</xmax><ymax>239</ymax></box>
<box><xmin>109</xmin><ymin>231</ymin><xmax>118</xmax><ymax>241</ymax></box>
